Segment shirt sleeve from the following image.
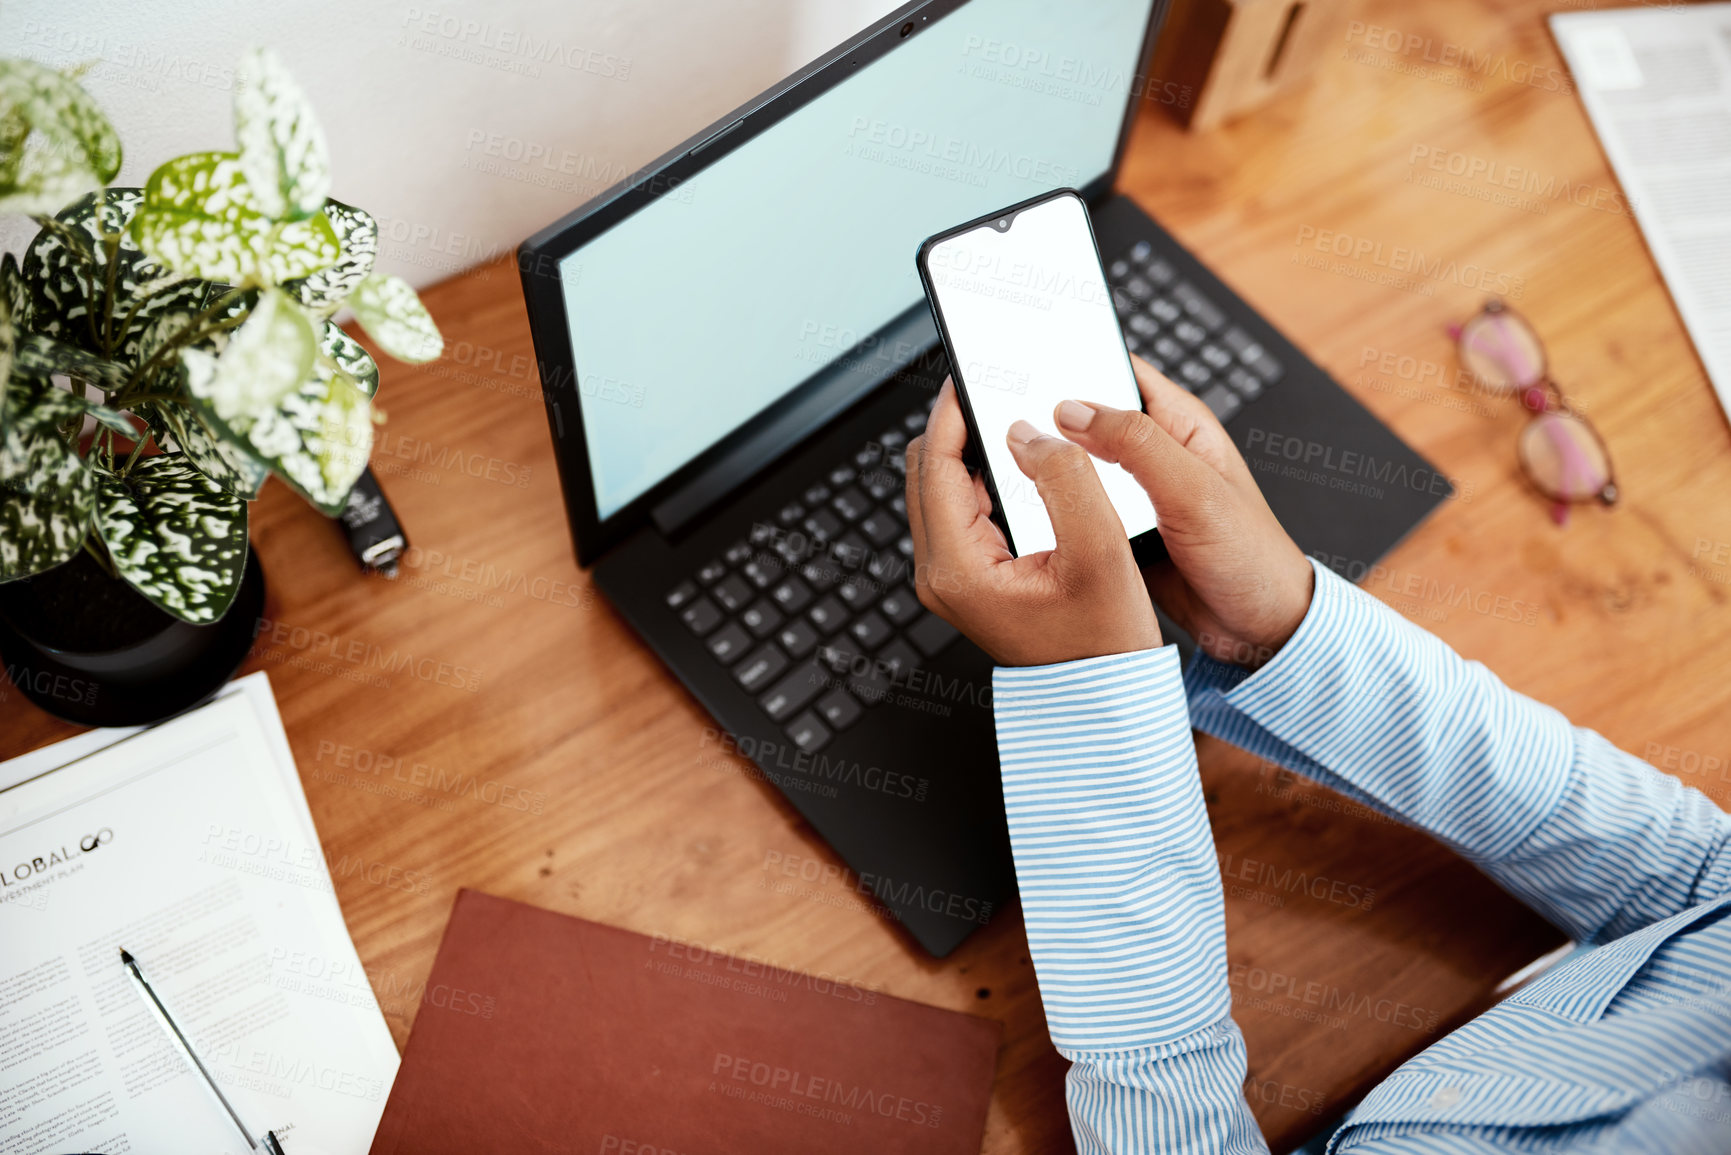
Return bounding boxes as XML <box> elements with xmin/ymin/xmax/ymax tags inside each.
<box><xmin>994</xmin><ymin>646</ymin><xmax>1268</xmax><ymax>1155</ymax></box>
<box><xmin>1184</xmin><ymin>557</ymin><xmax>1731</xmax><ymax>944</ymax></box>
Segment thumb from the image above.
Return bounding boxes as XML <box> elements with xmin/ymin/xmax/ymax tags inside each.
<box><xmin>1004</xmin><ymin>420</ymin><xmax>1123</xmax><ymax>568</ymax></box>
<box><xmin>1053</xmin><ymin>399</ymin><xmax>1223</xmax><ymax>525</ymax></box>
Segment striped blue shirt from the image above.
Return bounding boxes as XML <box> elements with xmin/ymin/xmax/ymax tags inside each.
<box><xmin>993</xmin><ymin>558</ymin><xmax>1731</xmax><ymax>1153</ymax></box>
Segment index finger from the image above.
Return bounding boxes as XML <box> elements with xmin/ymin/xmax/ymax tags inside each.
<box><xmin>913</xmin><ymin>379</ymin><xmax>983</xmax><ymax>561</ymax></box>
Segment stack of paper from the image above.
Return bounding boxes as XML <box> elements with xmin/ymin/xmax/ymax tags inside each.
<box><xmin>0</xmin><ymin>673</ymin><xmax>399</xmax><ymax>1155</ymax></box>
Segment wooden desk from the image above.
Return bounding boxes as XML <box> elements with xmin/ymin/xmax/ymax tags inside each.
<box><xmin>6</xmin><ymin>0</ymin><xmax>1729</xmax><ymax>1149</ymax></box>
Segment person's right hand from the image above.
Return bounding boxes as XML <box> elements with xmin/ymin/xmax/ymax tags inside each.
<box><xmin>1052</xmin><ymin>355</ymin><xmax>1315</xmax><ymax>669</ymax></box>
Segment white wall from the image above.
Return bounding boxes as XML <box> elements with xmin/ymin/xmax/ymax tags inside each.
<box><xmin>1</xmin><ymin>0</ymin><xmax>898</xmax><ymax>286</ymax></box>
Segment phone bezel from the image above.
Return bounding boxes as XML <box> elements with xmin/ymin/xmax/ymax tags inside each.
<box><xmin>915</xmin><ymin>187</ymin><xmax>1155</xmax><ymax>557</ymax></box>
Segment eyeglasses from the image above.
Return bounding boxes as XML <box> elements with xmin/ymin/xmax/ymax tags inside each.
<box><xmin>1449</xmin><ymin>299</ymin><xmax>1617</xmax><ymax>524</ymax></box>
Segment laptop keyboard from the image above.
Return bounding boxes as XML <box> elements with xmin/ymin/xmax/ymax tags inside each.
<box><xmin>1106</xmin><ymin>239</ymin><xmax>1284</xmax><ymax>423</ymax></box>
<box><xmin>664</xmin><ymin>396</ymin><xmax>961</xmax><ymax>756</ymax></box>
<box><xmin>662</xmin><ymin>237</ymin><xmax>1281</xmax><ymax>756</ymax></box>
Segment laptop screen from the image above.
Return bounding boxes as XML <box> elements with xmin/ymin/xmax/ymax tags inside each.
<box><xmin>560</xmin><ymin>0</ymin><xmax>1156</xmax><ymax>520</ymax></box>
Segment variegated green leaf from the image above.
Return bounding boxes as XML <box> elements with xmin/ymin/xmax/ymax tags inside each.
<box><xmin>234</xmin><ymin>48</ymin><xmax>329</xmax><ymax>221</ymax></box>
<box><xmin>0</xmin><ymin>59</ymin><xmax>122</xmax><ymax>216</ymax></box>
<box><xmin>21</xmin><ymin>189</ymin><xmax>218</xmax><ymax>367</ymax></box>
<box><xmin>321</xmin><ymin>320</ymin><xmax>378</xmax><ymax>398</ymax></box>
<box><xmin>0</xmin><ymin>374</ymin><xmax>95</xmax><ymax>581</ymax></box>
<box><xmin>95</xmin><ymin>453</ymin><xmax>247</xmax><ymax>623</ymax></box>
<box><xmin>188</xmin><ymin>355</ymin><xmax>372</xmax><ymax>515</ymax></box>
<box><xmin>0</xmin><ymin>253</ymin><xmax>29</xmax><ymax>330</ymax></box>
<box><xmin>351</xmin><ymin>272</ymin><xmax>442</xmax><ymax>363</ymax></box>
<box><xmin>181</xmin><ymin>288</ymin><xmax>316</xmax><ymax>422</ymax></box>
<box><xmin>132</xmin><ymin>152</ymin><xmax>339</xmax><ymax>285</ymax></box>
<box><xmin>14</xmin><ymin>331</ymin><xmax>127</xmax><ymax>391</ymax></box>
<box><xmin>147</xmin><ymin>400</ymin><xmax>269</xmax><ymax>499</ymax></box>
<box><xmin>285</xmin><ymin>200</ymin><xmax>376</xmax><ymax>311</ymax></box>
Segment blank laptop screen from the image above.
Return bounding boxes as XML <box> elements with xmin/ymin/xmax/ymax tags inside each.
<box><xmin>561</xmin><ymin>0</ymin><xmax>1155</xmax><ymax>519</ymax></box>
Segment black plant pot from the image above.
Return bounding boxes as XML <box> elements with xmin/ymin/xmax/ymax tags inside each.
<box><xmin>0</xmin><ymin>548</ymin><xmax>266</xmax><ymax>727</ymax></box>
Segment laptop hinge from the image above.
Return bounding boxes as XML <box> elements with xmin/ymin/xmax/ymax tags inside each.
<box><xmin>650</xmin><ymin>304</ymin><xmax>941</xmax><ymax>538</ymax></box>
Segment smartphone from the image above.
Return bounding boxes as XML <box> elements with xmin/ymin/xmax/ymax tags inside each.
<box><xmin>916</xmin><ymin>189</ymin><xmax>1157</xmax><ymax>556</ymax></box>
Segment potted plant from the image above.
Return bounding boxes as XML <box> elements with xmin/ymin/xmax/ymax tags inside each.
<box><xmin>0</xmin><ymin>49</ymin><xmax>442</xmax><ymax>725</ymax></box>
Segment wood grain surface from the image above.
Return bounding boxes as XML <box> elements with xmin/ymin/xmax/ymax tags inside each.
<box><xmin>6</xmin><ymin>1</ymin><xmax>1729</xmax><ymax>1151</ymax></box>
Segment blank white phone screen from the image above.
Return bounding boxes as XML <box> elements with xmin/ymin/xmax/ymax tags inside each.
<box><xmin>925</xmin><ymin>193</ymin><xmax>1157</xmax><ymax>556</ymax></box>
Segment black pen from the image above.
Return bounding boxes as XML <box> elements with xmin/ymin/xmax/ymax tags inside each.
<box><xmin>120</xmin><ymin>947</ymin><xmax>287</xmax><ymax>1154</ymax></box>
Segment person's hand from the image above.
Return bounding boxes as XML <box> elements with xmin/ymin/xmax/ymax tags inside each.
<box><xmin>1051</xmin><ymin>355</ymin><xmax>1313</xmax><ymax>668</ymax></box>
<box><xmin>904</xmin><ymin>378</ymin><xmax>1161</xmax><ymax>667</ymax></box>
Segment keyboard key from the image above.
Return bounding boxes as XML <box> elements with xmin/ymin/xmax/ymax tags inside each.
<box><xmin>712</xmin><ymin>575</ymin><xmax>752</xmax><ymax>613</ymax></box>
<box><xmin>816</xmin><ymin>688</ymin><xmax>863</xmax><ymax>731</ymax></box>
<box><xmin>697</xmin><ymin>559</ymin><xmax>727</xmax><ymax>585</ymax></box>
<box><xmin>878</xmin><ymin>430</ymin><xmax>908</xmax><ymax>452</ymax></box>
<box><xmin>816</xmin><ymin>641</ymin><xmax>859</xmax><ymax>675</ymax></box>
<box><xmin>831</xmin><ymin>534</ymin><xmax>869</xmax><ymax>570</ymax></box>
<box><xmin>1245</xmin><ymin>348</ymin><xmax>1285</xmax><ymax>384</ymax></box>
<box><xmin>908</xmin><ymin>612</ymin><xmax>959</xmax><ymax>657</ymax></box>
<box><xmin>760</xmin><ymin>661</ymin><xmax>826</xmax><ymax>722</ymax></box>
<box><xmin>1124</xmin><ymin>334</ymin><xmax>1144</xmax><ymax>355</ymax></box>
<box><xmin>897</xmin><ymin>534</ymin><xmax>915</xmax><ymax>558</ymax></box>
<box><xmin>749</xmin><ymin>522</ymin><xmax>777</xmax><ymax>546</ymax></box>
<box><xmin>864</xmin><ymin>472</ymin><xmax>898</xmax><ymax>501</ymax></box>
<box><xmin>743</xmin><ymin>556</ymin><xmax>783</xmax><ymax>589</ymax></box>
<box><xmin>1200</xmin><ymin>384</ymin><xmax>1242</xmax><ymax>422</ymax></box>
<box><xmin>1126</xmin><ymin>313</ymin><xmax>1158</xmax><ymax>338</ymax></box>
<box><xmin>666</xmin><ymin>580</ymin><xmax>699</xmax><ymax>610</ymax></box>
<box><xmin>724</xmin><ymin>540</ymin><xmax>752</xmax><ymax>566</ymax></box>
<box><xmin>803</xmin><ymin>508</ymin><xmax>843</xmax><ymax>543</ymax></box>
<box><xmin>1112</xmin><ymin>287</ymin><xmax>1136</xmax><ymax>317</ymax></box>
<box><xmin>846</xmin><ymin>655</ymin><xmax>895</xmax><ymax>704</ymax></box>
<box><xmin>849</xmin><ymin>611</ymin><xmax>893</xmax><ymax>650</ymax></box>
<box><xmin>1178</xmin><ymin>360</ymin><xmax>1213</xmax><ymax>390</ymax></box>
<box><xmin>883</xmin><ymin>452</ymin><xmax>906</xmax><ymax>476</ymax></box>
<box><xmin>803</xmin><ymin>482</ymin><xmax>832</xmax><ymax>506</ymax></box>
<box><xmin>808</xmin><ymin>596</ymin><xmax>848</xmax><ymax>633</ymax></box>
<box><xmin>778</xmin><ymin>501</ymin><xmax>805</xmax><ymax>525</ymax></box>
<box><xmin>832</xmin><ymin>487</ymin><xmax>871</xmax><ymax>521</ymax></box>
<box><xmin>1153</xmin><ymin>335</ymin><xmax>1186</xmax><ymax>364</ymax></box>
<box><xmin>1174</xmin><ymin>319</ymin><xmax>1207</xmax><ymax>347</ymax></box>
<box><xmin>879</xmin><ymin>586</ymin><xmax>923</xmax><ymax>626</ymax></box>
<box><xmin>837</xmin><ymin>577</ymin><xmax>876</xmax><ymax>611</ymax></box>
<box><xmin>902</xmin><ymin>411</ymin><xmax>927</xmax><ymax>434</ymax></box>
<box><xmin>829</xmin><ymin>465</ymin><xmax>857</xmax><ymax>488</ymax></box>
<box><xmin>777</xmin><ymin>618</ymin><xmax>819</xmax><ymax>658</ymax></box>
<box><xmin>770</xmin><ymin>577</ymin><xmax>812</xmax><ymax>613</ymax></box>
<box><xmin>801</xmin><ymin>558</ymin><xmax>841</xmax><ymax>591</ymax></box>
<box><xmin>1128</xmin><ymin>240</ymin><xmax>1152</xmax><ymax>263</ymax></box>
<box><xmin>867</xmin><ymin>550</ymin><xmax>908</xmax><ymax>585</ymax></box>
<box><xmin>1173</xmin><ymin>281</ymin><xmax>1227</xmax><ymax>331</ymax></box>
<box><xmin>1199</xmin><ymin>343</ymin><xmax>1234</xmax><ymax>371</ymax></box>
<box><xmin>889</xmin><ymin>493</ymin><xmax>907</xmax><ymax>519</ymax></box>
<box><xmin>1148</xmin><ymin>296</ymin><xmax>1182</xmax><ymax>325</ymax></box>
<box><xmin>853</xmin><ymin>444</ymin><xmax>883</xmax><ymax>469</ymax></box>
<box><xmin>734</xmin><ymin>644</ymin><xmax>788</xmax><ymax>693</ymax></box>
<box><xmin>681</xmin><ymin>597</ymin><xmax>722</xmax><ymax>637</ymax></box>
<box><xmin>1142</xmin><ymin>352</ymin><xmax>1169</xmax><ymax>374</ymax></box>
<box><xmin>1144</xmin><ymin>257</ymin><xmax>1177</xmax><ymax>286</ymax></box>
<box><xmin>875</xmin><ymin>638</ymin><xmax>921</xmax><ymax>680</ymax></box>
<box><xmin>1124</xmin><ymin>274</ymin><xmax>1154</xmax><ymax>302</ymax></box>
<box><xmin>742</xmin><ymin>599</ymin><xmax>783</xmax><ymax>637</ymax></box>
<box><xmin>1225</xmin><ymin>366</ymin><xmax>1264</xmax><ymax>400</ymax></box>
<box><xmin>1108</xmin><ymin>257</ymin><xmax>1132</xmax><ymax>280</ymax></box>
<box><xmin>785</xmin><ymin>711</ymin><xmax>832</xmax><ymax>754</ymax></box>
<box><xmin>859</xmin><ymin>511</ymin><xmax>899</xmax><ymax>547</ymax></box>
<box><xmin>707</xmin><ymin>622</ymin><xmax>751</xmax><ymax>663</ymax></box>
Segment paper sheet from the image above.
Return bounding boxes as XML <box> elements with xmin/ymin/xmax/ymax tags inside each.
<box><xmin>0</xmin><ymin>674</ymin><xmax>398</xmax><ymax>1155</ymax></box>
<box><xmin>1552</xmin><ymin>5</ymin><xmax>1731</xmax><ymax>419</ymax></box>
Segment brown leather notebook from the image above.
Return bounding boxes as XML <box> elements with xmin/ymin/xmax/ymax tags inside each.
<box><xmin>368</xmin><ymin>890</ymin><xmax>1002</xmax><ymax>1155</ymax></box>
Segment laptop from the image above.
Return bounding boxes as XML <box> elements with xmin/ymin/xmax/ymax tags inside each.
<box><xmin>518</xmin><ymin>0</ymin><xmax>1449</xmax><ymax>956</ymax></box>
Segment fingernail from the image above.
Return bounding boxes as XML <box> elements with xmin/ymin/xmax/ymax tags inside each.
<box><xmin>1007</xmin><ymin>419</ymin><xmax>1042</xmax><ymax>446</ymax></box>
<box><xmin>1056</xmin><ymin>400</ymin><xmax>1095</xmax><ymax>432</ymax></box>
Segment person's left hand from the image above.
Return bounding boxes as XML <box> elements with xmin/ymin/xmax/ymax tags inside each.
<box><xmin>904</xmin><ymin>378</ymin><xmax>1161</xmax><ymax>667</ymax></box>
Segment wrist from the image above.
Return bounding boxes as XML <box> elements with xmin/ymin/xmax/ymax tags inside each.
<box><xmin>1244</xmin><ymin>551</ymin><xmax>1315</xmax><ymax>666</ymax></box>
